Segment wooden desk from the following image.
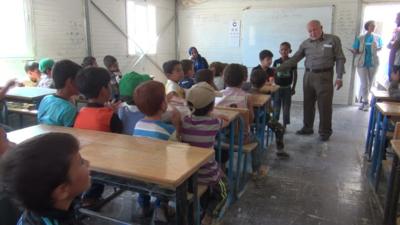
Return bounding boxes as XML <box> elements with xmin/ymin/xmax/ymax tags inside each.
<box><xmin>383</xmin><ymin>140</ymin><xmax>400</xmax><ymax>225</ymax></box>
<box><xmin>213</xmin><ymin>107</ymin><xmax>240</xmax><ymax>123</ymax></box>
<box><xmin>5</xmin><ymin>87</ymin><xmax>56</xmax><ymax>103</ymax></box>
<box><xmin>250</xmin><ymin>94</ymin><xmax>271</xmax><ymax>107</ymax></box>
<box><xmin>259</xmin><ymin>84</ymin><xmax>280</xmax><ymax>94</ymax></box>
<box><xmin>376</xmin><ymin>102</ymin><xmax>400</xmax><ymax>117</ymax></box>
<box><xmin>371</xmin><ymin>89</ymin><xmax>398</xmax><ymax>102</ymax></box>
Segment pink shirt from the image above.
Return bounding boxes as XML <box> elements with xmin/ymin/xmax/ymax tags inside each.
<box><xmin>217</xmin><ymin>87</ymin><xmax>248</xmax><ymax>108</ymax></box>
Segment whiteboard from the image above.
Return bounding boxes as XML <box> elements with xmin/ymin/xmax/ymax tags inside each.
<box><xmin>241</xmin><ymin>6</ymin><xmax>333</xmax><ymax>68</ymax></box>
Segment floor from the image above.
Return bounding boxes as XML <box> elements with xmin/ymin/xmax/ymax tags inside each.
<box><xmin>76</xmin><ymin>103</ymin><xmax>382</xmax><ymax>225</ymax></box>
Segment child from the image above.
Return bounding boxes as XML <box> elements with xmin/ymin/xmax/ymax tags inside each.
<box><xmin>103</xmin><ymin>55</ymin><xmax>121</xmax><ymax>100</ymax></box>
<box><xmin>37</xmin><ymin>60</ymin><xmax>81</xmax><ymax>127</ymax></box>
<box><xmin>81</xmin><ymin>56</ymin><xmax>98</xmax><ymax>68</ymax></box>
<box><xmin>23</xmin><ymin>61</ymin><xmax>41</xmax><ymax>87</ymax></box>
<box><xmin>250</xmin><ymin>69</ymin><xmax>289</xmax><ymax>158</ymax></box>
<box><xmin>241</xmin><ymin>64</ymin><xmax>252</xmax><ymax>92</ymax></box>
<box><xmin>179</xmin><ymin>59</ymin><xmax>195</xmax><ymax>89</ymax></box>
<box><xmin>210</xmin><ymin>62</ymin><xmax>226</xmax><ymax>91</ymax></box>
<box><xmin>195</xmin><ymin>69</ymin><xmax>218</xmax><ymax>90</ymax></box>
<box><xmin>37</xmin><ymin>58</ymin><xmax>55</xmax><ymax>88</ymax></box>
<box><xmin>118</xmin><ymin>71</ymin><xmax>151</xmax><ymax>135</ymax></box>
<box><xmin>389</xmin><ymin>66</ymin><xmax>400</xmax><ymax>98</ymax></box>
<box><xmin>133</xmin><ymin>80</ymin><xmax>181</xmax><ymax>222</ymax></box>
<box><xmin>163</xmin><ymin>60</ymin><xmax>185</xmax><ymax>101</ymax></box>
<box><xmin>74</xmin><ymin>67</ymin><xmax>123</xmax><ymax>133</ymax></box>
<box><xmin>273</xmin><ymin>42</ymin><xmax>298</xmax><ymax>127</ymax></box>
<box><xmin>0</xmin><ymin>133</ymin><xmax>90</xmax><ymax>225</ymax></box>
<box><xmin>252</xmin><ymin>50</ymin><xmax>275</xmax><ymax>82</ymax></box>
<box><xmin>182</xmin><ymin>82</ymin><xmax>229</xmax><ymax>225</ymax></box>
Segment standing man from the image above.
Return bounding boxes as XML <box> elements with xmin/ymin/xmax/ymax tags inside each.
<box><xmin>388</xmin><ymin>12</ymin><xmax>400</xmax><ymax>79</ymax></box>
<box><xmin>277</xmin><ymin>20</ymin><xmax>346</xmax><ymax>141</ymax></box>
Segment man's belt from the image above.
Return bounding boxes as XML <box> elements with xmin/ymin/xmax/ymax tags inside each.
<box><xmin>305</xmin><ymin>67</ymin><xmax>333</xmax><ymax>73</ymax></box>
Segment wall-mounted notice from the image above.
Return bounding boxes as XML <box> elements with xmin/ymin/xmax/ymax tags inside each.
<box><xmin>229</xmin><ymin>20</ymin><xmax>241</xmax><ymax>47</ymax></box>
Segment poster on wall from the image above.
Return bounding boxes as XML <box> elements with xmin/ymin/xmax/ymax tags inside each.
<box><xmin>229</xmin><ymin>20</ymin><xmax>241</xmax><ymax>47</ymax></box>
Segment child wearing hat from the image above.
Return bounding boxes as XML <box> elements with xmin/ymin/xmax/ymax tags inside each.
<box><xmin>37</xmin><ymin>58</ymin><xmax>55</xmax><ymax>88</ymax></box>
<box><xmin>181</xmin><ymin>82</ymin><xmax>229</xmax><ymax>225</ymax></box>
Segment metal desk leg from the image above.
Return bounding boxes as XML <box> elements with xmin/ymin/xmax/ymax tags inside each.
<box><xmin>375</xmin><ymin>115</ymin><xmax>388</xmax><ymax>191</ymax></box>
<box><xmin>370</xmin><ymin>112</ymin><xmax>383</xmax><ymax>179</ymax></box>
<box><xmin>383</xmin><ymin>155</ymin><xmax>400</xmax><ymax>225</ymax></box>
<box><xmin>366</xmin><ymin>97</ymin><xmax>376</xmax><ymax>156</ymax></box>
<box><xmin>227</xmin><ymin>120</ymin><xmax>235</xmax><ymax>205</ymax></box>
<box><xmin>188</xmin><ymin>173</ymin><xmax>199</xmax><ymax>225</ymax></box>
<box><xmin>176</xmin><ymin>180</ymin><xmax>189</xmax><ymax>225</ymax></box>
<box><xmin>260</xmin><ymin>104</ymin><xmax>267</xmax><ymax>151</ymax></box>
<box><xmin>235</xmin><ymin>117</ymin><xmax>244</xmax><ymax>199</ymax></box>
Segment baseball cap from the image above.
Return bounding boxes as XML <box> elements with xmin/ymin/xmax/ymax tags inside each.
<box><xmin>119</xmin><ymin>71</ymin><xmax>151</xmax><ymax>97</ymax></box>
<box><xmin>38</xmin><ymin>58</ymin><xmax>55</xmax><ymax>73</ymax></box>
<box><xmin>186</xmin><ymin>82</ymin><xmax>222</xmax><ymax>109</ymax></box>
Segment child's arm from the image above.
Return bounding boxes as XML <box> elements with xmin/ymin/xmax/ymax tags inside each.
<box><xmin>0</xmin><ymin>79</ymin><xmax>17</xmax><ymax>100</ymax></box>
<box><xmin>170</xmin><ymin>108</ymin><xmax>182</xmax><ymax>141</ymax></box>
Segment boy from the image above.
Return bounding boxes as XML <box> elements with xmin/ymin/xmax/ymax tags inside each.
<box><xmin>37</xmin><ymin>58</ymin><xmax>55</xmax><ymax>88</ymax></box>
<box><xmin>273</xmin><ymin>42</ymin><xmax>298</xmax><ymax>127</ymax></box>
<box><xmin>179</xmin><ymin>59</ymin><xmax>195</xmax><ymax>89</ymax></box>
<box><xmin>0</xmin><ymin>133</ymin><xmax>90</xmax><ymax>225</ymax></box>
<box><xmin>133</xmin><ymin>80</ymin><xmax>181</xmax><ymax>222</ymax></box>
<box><xmin>195</xmin><ymin>69</ymin><xmax>218</xmax><ymax>90</ymax></box>
<box><xmin>163</xmin><ymin>60</ymin><xmax>185</xmax><ymax>101</ymax></box>
<box><xmin>103</xmin><ymin>55</ymin><xmax>122</xmax><ymax>100</ymax></box>
<box><xmin>182</xmin><ymin>82</ymin><xmax>229</xmax><ymax>225</ymax></box>
<box><xmin>81</xmin><ymin>56</ymin><xmax>98</xmax><ymax>68</ymax></box>
<box><xmin>118</xmin><ymin>71</ymin><xmax>151</xmax><ymax>135</ymax></box>
<box><xmin>23</xmin><ymin>61</ymin><xmax>41</xmax><ymax>87</ymax></box>
<box><xmin>74</xmin><ymin>67</ymin><xmax>123</xmax><ymax>133</ymax></box>
<box><xmin>252</xmin><ymin>50</ymin><xmax>275</xmax><ymax>82</ymax></box>
<box><xmin>37</xmin><ymin>60</ymin><xmax>81</xmax><ymax>127</ymax></box>
<box><xmin>250</xmin><ymin>69</ymin><xmax>289</xmax><ymax>158</ymax></box>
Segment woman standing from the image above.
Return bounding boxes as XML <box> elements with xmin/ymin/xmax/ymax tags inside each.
<box><xmin>352</xmin><ymin>20</ymin><xmax>383</xmax><ymax>111</ymax></box>
<box><xmin>188</xmin><ymin>46</ymin><xmax>209</xmax><ymax>72</ymax></box>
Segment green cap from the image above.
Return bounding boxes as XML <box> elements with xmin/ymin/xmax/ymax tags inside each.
<box><xmin>119</xmin><ymin>71</ymin><xmax>151</xmax><ymax>97</ymax></box>
<box><xmin>38</xmin><ymin>58</ymin><xmax>55</xmax><ymax>73</ymax></box>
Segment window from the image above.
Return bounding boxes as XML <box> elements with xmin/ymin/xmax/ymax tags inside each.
<box><xmin>0</xmin><ymin>0</ymin><xmax>33</xmax><ymax>58</ymax></box>
<box><xmin>126</xmin><ymin>1</ymin><xmax>157</xmax><ymax>55</ymax></box>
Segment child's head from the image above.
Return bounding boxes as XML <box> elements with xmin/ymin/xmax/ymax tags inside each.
<box><xmin>392</xmin><ymin>66</ymin><xmax>400</xmax><ymax>81</ymax></box>
<box><xmin>251</xmin><ymin>69</ymin><xmax>267</xmax><ymax>89</ymax></box>
<box><xmin>181</xmin><ymin>59</ymin><xmax>194</xmax><ymax>78</ymax></box>
<box><xmin>52</xmin><ymin>60</ymin><xmax>82</xmax><ymax>95</ymax></box>
<box><xmin>209</xmin><ymin>62</ymin><xmax>226</xmax><ymax>77</ymax></box>
<box><xmin>134</xmin><ymin>80</ymin><xmax>167</xmax><ymax>117</ymax></box>
<box><xmin>195</xmin><ymin>69</ymin><xmax>216</xmax><ymax>89</ymax></box>
<box><xmin>119</xmin><ymin>72</ymin><xmax>151</xmax><ymax>105</ymax></box>
<box><xmin>82</xmin><ymin>56</ymin><xmax>98</xmax><ymax>68</ymax></box>
<box><xmin>24</xmin><ymin>61</ymin><xmax>41</xmax><ymax>82</ymax></box>
<box><xmin>103</xmin><ymin>55</ymin><xmax>119</xmax><ymax>73</ymax></box>
<box><xmin>279</xmin><ymin>42</ymin><xmax>292</xmax><ymax>59</ymax></box>
<box><xmin>39</xmin><ymin>58</ymin><xmax>55</xmax><ymax>77</ymax></box>
<box><xmin>163</xmin><ymin>60</ymin><xmax>184</xmax><ymax>82</ymax></box>
<box><xmin>223</xmin><ymin>63</ymin><xmax>245</xmax><ymax>88</ymax></box>
<box><xmin>259</xmin><ymin>50</ymin><xmax>273</xmax><ymax>69</ymax></box>
<box><xmin>76</xmin><ymin>67</ymin><xmax>111</xmax><ymax>102</ymax></box>
<box><xmin>241</xmin><ymin>65</ymin><xmax>249</xmax><ymax>82</ymax></box>
<box><xmin>0</xmin><ymin>133</ymin><xmax>90</xmax><ymax>213</ymax></box>
<box><xmin>186</xmin><ymin>82</ymin><xmax>221</xmax><ymax>116</ymax></box>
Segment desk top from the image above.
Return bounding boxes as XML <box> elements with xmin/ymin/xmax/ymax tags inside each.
<box><xmin>7</xmin><ymin>125</ymin><xmax>214</xmax><ymax>189</ymax></box>
<box><xmin>259</xmin><ymin>84</ymin><xmax>280</xmax><ymax>94</ymax></box>
<box><xmin>6</xmin><ymin>87</ymin><xmax>56</xmax><ymax>102</ymax></box>
<box><xmin>376</xmin><ymin>102</ymin><xmax>400</xmax><ymax>116</ymax></box>
<box><xmin>250</xmin><ymin>94</ymin><xmax>271</xmax><ymax>107</ymax></box>
<box><xmin>371</xmin><ymin>89</ymin><xmax>398</xmax><ymax>101</ymax></box>
<box><xmin>213</xmin><ymin>108</ymin><xmax>240</xmax><ymax>123</ymax></box>
<box><xmin>391</xmin><ymin>140</ymin><xmax>400</xmax><ymax>157</ymax></box>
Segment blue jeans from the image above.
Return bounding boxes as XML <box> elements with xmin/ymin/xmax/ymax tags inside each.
<box><xmin>273</xmin><ymin>87</ymin><xmax>292</xmax><ymax>125</ymax></box>
<box><xmin>138</xmin><ymin>194</ymin><xmax>166</xmax><ymax>208</ymax></box>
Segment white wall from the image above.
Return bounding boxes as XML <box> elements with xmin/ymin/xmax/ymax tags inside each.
<box><xmin>178</xmin><ymin>0</ymin><xmax>365</xmax><ymax>105</ymax></box>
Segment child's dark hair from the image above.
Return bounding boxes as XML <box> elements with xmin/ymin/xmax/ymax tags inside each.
<box><xmin>103</xmin><ymin>55</ymin><xmax>117</xmax><ymax>69</ymax></box>
<box><xmin>251</xmin><ymin>69</ymin><xmax>267</xmax><ymax>89</ymax></box>
<box><xmin>82</xmin><ymin>56</ymin><xmax>97</xmax><ymax>68</ymax></box>
<box><xmin>181</xmin><ymin>59</ymin><xmax>193</xmax><ymax>75</ymax></box>
<box><xmin>259</xmin><ymin>50</ymin><xmax>273</xmax><ymax>61</ymax></box>
<box><xmin>280</xmin><ymin>42</ymin><xmax>291</xmax><ymax>49</ymax></box>
<box><xmin>241</xmin><ymin>65</ymin><xmax>248</xmax><ymax>81</ymax></box>
<box><xmin>209</xmin><ymin>62</ymin><xmax>227</xmax><ymax>77</ymax></box>
<box><xmin>0</xmin><ymin>133</ymin><xmax>80</xmax><ymax>213</ymax></box>
<box><xmin>52</xmin><ymin>60</ymin><xmax>82</xmax><ymax>89</ymax></box>
<box><xmin>195</xmin><ymin>69</ymin><xmax>214</xmax><ymax>84</ymax></box>
<box><xmin>163</xmin><ymin>60</ymin><xmax>181</xmax><ymax>76</ymax></box>
<box><xmin>24</xmin><ymin>61</ymin><xmax>39</xmax><ymax>73</ymax></box>
<box><xmin>134</xmin><ymin>81</ymin><xmax>165</xmax><ymax>116</ymax></box>
<box><xmin>76</xmin><ymin>67</ymin><xmax>111</xmax><ymax>99</ymax></box>
<box><xmin>364</xmin><ymin>20</ymin><xmax>375</xmax><ymax>31</ymax></box>
<box><xmin>223</xmin><ymin>63</ymin><xmax>245</xmax><ymax>87</ymax></box>
<box><xmin>188</xmin><ymin>101</ymin><xmax>214</xmax><ymax>116</ymax></box>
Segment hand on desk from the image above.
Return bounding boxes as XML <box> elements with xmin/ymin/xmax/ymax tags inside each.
<box><xmin>106</xmin><ymin>100</ymin><xmax>122</xmax><ymax>113</ymax></box>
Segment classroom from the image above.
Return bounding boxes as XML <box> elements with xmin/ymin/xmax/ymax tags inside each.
<box><xmin>1</xmin><ymin>0</ymin><xmax>400</xmax><ymax>225</ymax></box>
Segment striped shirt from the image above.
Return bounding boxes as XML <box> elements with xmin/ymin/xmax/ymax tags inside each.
<box><xmin>133</xmin><ymin>119</ymin><xmax>175</xmax><ymax>141</ymax></box>
<box><xmin>181</xmin><ymin>115</ymin><xmax>223</xmax><ymax>185</ymax></box>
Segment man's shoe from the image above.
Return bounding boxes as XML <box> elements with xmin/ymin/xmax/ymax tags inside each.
<box><xmin>296</xmin><ymin>128</ymin><xmax>314</xmax><ymax>135</ymax></box>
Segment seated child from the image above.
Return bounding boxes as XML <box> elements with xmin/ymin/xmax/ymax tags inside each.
<box><xmin>23</xmin><ymin>61</ymin><xmax>41</xmax><ymax>87</ymax></box>
<box><xmin>250</xmin><ymin>69</ymin><xmax>289</xmax><ymax>158</ymax></box>
<box><xmin>103</xmin><ymin>55</ymin><xmax>122</xmax><ymax>100</ymax></box>
<box><xmin>163</xmin><ymin>60</ymin><xmax>185</xmax><ymax>101</ymax></box>
<box><xmin>133</xmin><ymin>80</ymin><xmax>181</xmax><ymax>222</ymax></box>
<box><xmin>252</xmin><ymin>49</ymin><xmax>274</xmax><ymax>76</ymax></box>
<box><xmin>81</xmin><ymin>56</ymin><xmax>98</xmax><ymax>68</ymax></box>
<box><xmin>74</xmin><ymin>67</ymin><xmax>123</xmax><ymax>133</ymax></box>
<box><xmin>0</xmin><ymin>128</ymin><xmax>20</xmax><ymax>225</ymax></box>
<box><xmin>118</xmin><ymin>71</ymin><xmax>151</xmax><ymax>135</ymax></box>
<box><xmin>179</xmin><ymin>59</ymin><xmax>195</xmax><ymax>89</ymax></box>
<box><xmin>195</xmin><ymin>69</ymin><xmax>218</xmax><ymax>90</ymax></box>
<box><xmin>37</xmin><ymin>60</ymin><xmax>82</xmax><ymax>127</ymax></box>
<box><xmin>210</xmin><ymin>62</ymin><xmax>227</xmax><ymax>91</ymax></box>
<box><xmin>240</xmin><ymin>65</ymin><xmax>252</xmax><ymax>92</ymax></box>
<box><xmin>182</xmin><ymin>82</ymin><xmax>229</xmax><ymax>225</ymax></box>
<box><xmin>0</xmin><ymin>133</ymin><xmax>90</xmax><ymax>225</ymax></box>
<box><xmin>389</xmin><ymin>66</ymin><xmax>400</xmax><ymax>99</ymax></box>
<box><xmin>37</xmin><ymin>58</ymin><xmax>55</xmax><ymax>88</ymax></box>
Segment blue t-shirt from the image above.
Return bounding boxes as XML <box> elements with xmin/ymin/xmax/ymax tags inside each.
<box><xmin>352</xmin><ymin>34</ymin><xmax>383</xmax><ymax>67</ymax></box>
<box><xmin>37</xmin><ymin>95</ymin><xmax>77</xmax><ymax>127</ymax></box>
<box><xmin>178</xmin><ymin>77</ymin><xmax>195</xmax><ymax>89</ymax></box>
<box><xmin>118</xmin><ymin>104</ymin><xmax>145</xmax><ymax>135</ymax></box>
<box><xmin>133</xmin><ymin>119</ymin><xmax>175</xmax><ymax>141</ymax></box>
